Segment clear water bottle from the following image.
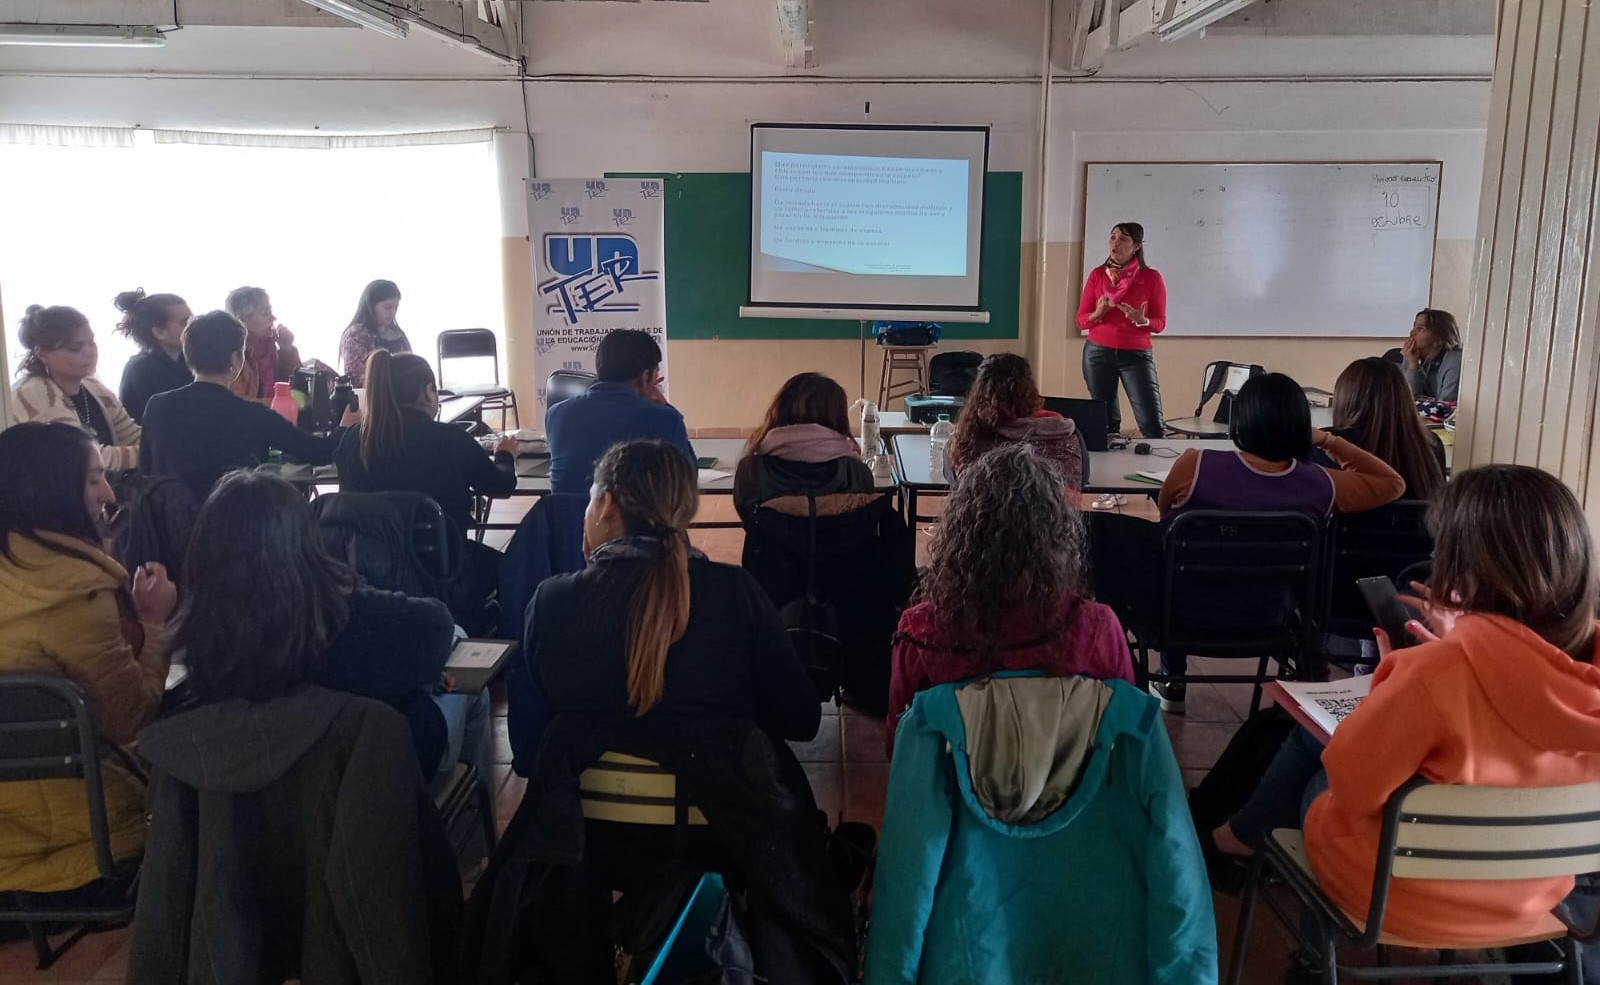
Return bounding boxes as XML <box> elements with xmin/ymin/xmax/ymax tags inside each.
<box><xmin>860</xmin><ymin>400</ymin><xmax>880</xmax><ymax>466</ymax></box>
<box><xmin>929</xmin><ymin>413</ymin><xmax>954</xmax><ymax>480</ymax></box>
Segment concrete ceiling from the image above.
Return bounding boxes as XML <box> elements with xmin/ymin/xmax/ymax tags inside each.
<box><xmin>0</xmin><ymin>0</ymin><xmax>1496</xmax><ymax>80</ymax></box>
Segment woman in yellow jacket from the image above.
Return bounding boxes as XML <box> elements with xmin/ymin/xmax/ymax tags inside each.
<box><xmin>0</xmin><ymin>422</ymin><xmax>176</xmax><ymax>895</ymax></box>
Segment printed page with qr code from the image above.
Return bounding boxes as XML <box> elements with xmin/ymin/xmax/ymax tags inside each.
<box><xmin>1276</xmin><ymin>676</ymin><xmax>1374</xmax><ymax>737</ymax></box>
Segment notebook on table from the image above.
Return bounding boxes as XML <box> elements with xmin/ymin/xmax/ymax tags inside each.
<box><xmin>445</xmin><ymin>639</ymin><xmax>519</xmax><ymax>694</ymax></box>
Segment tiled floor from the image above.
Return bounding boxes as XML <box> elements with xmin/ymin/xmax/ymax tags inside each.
<box><xmin>0</xmin><ymin>491</ymin><xmax>1472</xmax><ymax>983</ymax></box>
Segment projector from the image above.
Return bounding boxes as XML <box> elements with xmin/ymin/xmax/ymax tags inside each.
<box><xmin>904</xmin><ymin>394</ymin><xmax>964</xmax><ymax>425</ymax></box>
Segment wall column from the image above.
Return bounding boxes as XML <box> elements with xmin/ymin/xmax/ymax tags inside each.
<box><xmin>494</xmin><ymin>129</ymin><xmax>539</xmax><ymax>421</ymax></box>
<box><xmin>1456</xmin><ymin>0</ymin><xmax>1600</xmax><ymax>523</ymax></box>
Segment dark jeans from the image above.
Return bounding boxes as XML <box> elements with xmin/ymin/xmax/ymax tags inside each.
<box><xmin>1083</xmin><ymin>341</ymin><xmax>1165</xmax><ymax>438</ymax></box>
<box><xmin>1226</xmin><ymin>725</ymin><xmax>1328</xmax><ymax>849</ymax></box>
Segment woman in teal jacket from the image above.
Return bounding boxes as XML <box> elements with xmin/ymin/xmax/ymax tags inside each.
<box><xmin>866</xmin><ymin>673</ymin><xmax>1217</xmax><ymax>984</ymax></box>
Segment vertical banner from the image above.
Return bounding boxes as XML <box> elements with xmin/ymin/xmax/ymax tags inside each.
<box><xmin>528</xmin><ymin>178</ymin><xmax>667</xmax><ymax>416</ymax></box>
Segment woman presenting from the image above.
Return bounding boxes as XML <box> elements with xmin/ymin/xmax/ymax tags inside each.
<box><xmin>1077</xmin><ymin>222</ymin><xmax>1168</xmax><ymax>438</ymax></box>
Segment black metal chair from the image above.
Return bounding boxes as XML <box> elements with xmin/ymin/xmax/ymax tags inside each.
<box><xmin>544</xmin><ymin>368</ymin><xmax>597</xmax><ymax>410</ymax></box>
<box><xmin>437</xmin><ymin>328</ymin><xmax>518</xmax><ymax>431</ymax></box>
<box><xmin>1228</xmin><ymin>776</ymin><xmax>1600</xmax><ymax>983</ymax></box>
<box><xmin>0</xmin><ymin>674</ymin><xmax>140</xmax><ymax>970</ymax></box>
<box><xmin>1126</xmin><ymin>510</ymin><xmax>1322</xmax><ymax>715</ymax></box>
<box><xmin>1194</xmin><ymin>360</ymin><xmax>1265</xmax><ymax>425</ymax></box>
<box><xmin>433</xmin><ymin>762</ymin><xmax>498</xmax><ymax>858</ymax></box>
<box><xmin>1315</xmin><ymin>501</ymin><xmax>1433</xmax><ymax>643</ymax></box>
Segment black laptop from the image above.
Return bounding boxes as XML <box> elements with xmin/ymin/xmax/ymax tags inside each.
<box><xmin>1042</xmin><ymin>397</ymin><xmax>1112</xmax><ymax>452</ymax></box>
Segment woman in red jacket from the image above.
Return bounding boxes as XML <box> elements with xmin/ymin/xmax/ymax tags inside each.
<box><xmin>886</xmin><ymin>442</ymin><xmax>1134</xmax><ymax>753</ymax></box>
<box><xmin>1076</xmin><ymin>222</ymin><xmax>1168</xmax><ymax>438</ymax></box>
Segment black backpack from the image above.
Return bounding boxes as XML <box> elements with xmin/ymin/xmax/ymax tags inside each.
<box><xmin>927</xmin><ymin>351</ymin><xmax>983</xmax><ymax>397</ymax></box>
<box><xmin>777</xmin><ymin>496</ymin><xmax>849</xmax><ymax>702</ymax></box>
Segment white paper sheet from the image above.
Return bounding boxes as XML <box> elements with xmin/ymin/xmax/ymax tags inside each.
<box><xmin>447</xmin><ymin>640</ymin><xmax>514</xmax><ymax>670</ymax></box>
<box><xmin>1277</xmin><ymin>676</ymin><xmax>1373</xmax><ymax>736</ymax></box>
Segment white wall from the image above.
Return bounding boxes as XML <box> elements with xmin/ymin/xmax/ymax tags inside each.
<box><xmin>0</xmin><ymin>0</ymin><xmax>1495</xmax><ymax>425</ymax></box>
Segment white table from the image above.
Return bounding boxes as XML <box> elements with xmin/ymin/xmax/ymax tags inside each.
<box><xmin>891</xmin><ymin>433</ymin><xmax>1201</xmax><ymax>520</ymax></box>
<box><xmin>1167</xmin><ymin>405</ymin><xmax>1333</xmax><ymax>438</ymax></box>
<box><xmin>287</xmin><ymin>436</ymin><xmax>900</xmax><ymax>530</ymax></box>
<box><xmin>437</xmin><ymin>392</ymin><xmax>488</xmax><ymax>425</ymax></box>
<box><xmin>877</xmin><ymin>411</ymin><xmax>929</xmax><ymax>437</ymax></box>
<box><xmin>510</xmin><ymin>437</ymin><xmax>899</xmax><ymax>529</ymax></box>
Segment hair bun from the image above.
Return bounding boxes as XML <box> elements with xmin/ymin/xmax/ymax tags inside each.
<box><xmin>24</xmin><ymin>304</ymin><xmax>43</xmax><ymax>317</ymax></box>
<box><xmin>113</xmin><ymin>288</ymin><xmax>147</xmax><ymax>313</ymax></box>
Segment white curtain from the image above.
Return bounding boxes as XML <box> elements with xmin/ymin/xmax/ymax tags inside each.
<box><xmin>0</xmin><ymin>126</ymin><xmax>503</xmax><ymax>395</ymax></box>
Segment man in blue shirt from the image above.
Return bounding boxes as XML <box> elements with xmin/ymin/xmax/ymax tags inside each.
<box><xmin>546</xmin><ymin>330</ymin><xmax>696</xmax><ymax>494</ymax></box>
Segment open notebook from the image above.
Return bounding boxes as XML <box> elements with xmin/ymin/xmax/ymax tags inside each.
<box><xmin>1276</xmin><ymin>676</ymin><xmax>1373</xmax><ymax>736</ymax></box>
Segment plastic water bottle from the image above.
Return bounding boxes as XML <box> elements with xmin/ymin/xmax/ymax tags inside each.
<box><xmin>270</xmin><ymin>382</ymin><xmax>299</xmax><ymax>426</ymax></box>
<box><xmin>929</xmin><ymin>413</ymin><xmax>954</xmax><ymax>480</ymax></box>
<box><xmin>860</xmin><ymin>401</ymin><xmax>880</xmax><ymax>465</ymax></box>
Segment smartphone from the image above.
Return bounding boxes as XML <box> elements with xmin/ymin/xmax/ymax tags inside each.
<box><xmin>1356</xmin><ymin>575</ymin><xmax>1421</xmax><ymax>647</ymax></box>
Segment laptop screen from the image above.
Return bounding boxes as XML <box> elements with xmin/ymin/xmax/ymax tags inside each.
<box><xmin>1223</xmin><ymin>365</ymin><xmax>1254</xmax><ymax>394</ymax></box>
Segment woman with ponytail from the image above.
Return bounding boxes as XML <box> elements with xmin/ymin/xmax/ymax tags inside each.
<box><xmin>336</xmin><ymin>349</ymin><xmax>517</xmax><ymax>534</ymax></box>
<box><xmin>114</xmin><ymin>288</ymin><xmax>193</xmax><ymax>423</ymax></box>
<box><xmin>336</xmin><ymin>350</ymin><xmax>517</xmax><ymax>612</ymax></box>
<box><xmin>526</xmin><ymin>439</ymin><xmax>818</xmax><ymax>742</ymax></box>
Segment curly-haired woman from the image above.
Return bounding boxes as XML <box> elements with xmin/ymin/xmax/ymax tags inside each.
<box><xmin>885</xmin><ymin>443</ymin><xmax>1133</xmax><ymax>752</ymax></box>
<box><xmin>947</xmin><ymin>353</ymin><xmax>1082</xmax><ymax>500</ymax></box>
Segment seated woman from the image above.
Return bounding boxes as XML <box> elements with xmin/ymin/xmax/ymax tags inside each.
<box><xmin>1212</xmin><ymin>464</ymin><xmax>1600</xmax><ymax>950</ymax></box>
<box><xmin>1149</xmin><ymin>372</ymin><xmax>1406</xmax><ymax>712</ymax></box>
<box><xmin>336</xmin><ymin>350</ymin><xmax>517</xmax><ymax>538</ymax></box>
<box><xmin>887</xmin><ymin>443</ymin><xmax>1133</xmax><ymax>751</ymax></box>
<box><xmin>339</xmin><ymin>279</ymin><xmax>410</xmax><ymax>387</ymax></box>
<box><xmin>140</xmin><ymin>311</ymin><xmax>353</xmax><ymax>499</ymax></box>
<box><xmin>224</xmin><ymin>286</ymin><xmax>305</xmax><ymax>402</ymax></box>
<box><xmin>0</xmin><ymin>422</ymin><xmax>176</xmax><ymax>899</ymax></box>
<box><xmin>114</xmin><ymin>289</ymin><xmax>193</xmax><ymax>424</ymax></box>
<box><xmin>174</xmin><ymin>470</ymin><xmax>490</xmax><ymax>789</ymax></box>
<box><xmin>336</xmin><ymin>350</ymin><xmax>516</xmax><ymax>622</ymax></box>
<box><xmin>733</xmin><ymin>371</ymin><xmax>873</xmax><ymax>524</ymax></box>
<box><xmin>947</xmin><ymin>353</ymin><xmax>1082</xmax><ymax>498</ymax></box>
<box><xmin>1319</xmin><ymin>356</ymin><xmax>1446</xmax><ymax>500</ymax></box>
<box><xmin>1401</xmin><ymin>307</ymin><xmax>1463</xmax><ymax>403</ymax></box>
<box><xmin>11</xmin><ymin>305</ymin><xmax>141</xmax><ymax>472</ymax></box>
<box><xmin>527</xmin><ymin>438</ymin><xmax>819</xmax><ymax>746</ymax></box>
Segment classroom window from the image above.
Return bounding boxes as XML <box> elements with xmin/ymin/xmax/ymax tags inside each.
<box><xmin>0</xmin><ymin>129</ymin><xmax>504</xmax><ymax>391</ymax></box>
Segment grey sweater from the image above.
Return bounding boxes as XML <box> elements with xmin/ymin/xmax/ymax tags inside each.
<box><xmin>1404</xmin><ymin>347</ymin><xmax>1463</xmax><ymax>402</ymax></box>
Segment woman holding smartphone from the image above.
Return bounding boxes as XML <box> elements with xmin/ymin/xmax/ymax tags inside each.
<box><xmin>1077</xmin><ymin>222</ymin><xmax>1168</xmax><ymax>438</ymax></box>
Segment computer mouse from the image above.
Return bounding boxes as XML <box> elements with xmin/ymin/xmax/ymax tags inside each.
<box><xmin>1134</xmin><ymin>442</ymin><xmax>1151</xmax><ymax>455</ymax></box>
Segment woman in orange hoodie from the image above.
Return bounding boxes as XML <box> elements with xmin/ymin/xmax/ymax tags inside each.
<box><xmin>1214</xmin><ymin>464</ymin><xmax>1600</xmax><ymax>946</ymax></box>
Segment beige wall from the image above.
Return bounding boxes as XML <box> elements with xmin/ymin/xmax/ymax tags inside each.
<box><xmin>0</xmin><ymin>0</ymin><xmax>1496</xmax><ymax>437</ymax></box>
<box><xmin>1037</xmin><ymin>238</ymin><xmax>1476</xmax><ymax>429</ymax></box>
<box><xmin>504</xmin><ymin>228</ymin><xmax>1475</xmax><ymax>433</ymax></box>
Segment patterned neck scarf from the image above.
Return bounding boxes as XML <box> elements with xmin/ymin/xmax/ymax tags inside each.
<box><xmin>1102</xmin><ymin>255</ymin><xmax>1143</xmax><ymax>304</ymax></box>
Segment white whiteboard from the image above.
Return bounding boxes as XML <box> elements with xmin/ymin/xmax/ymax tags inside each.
<box><xmin>1082</xmin><ymin>163</ymin><xmax>1441</xmax><ymax>337</ymax></box>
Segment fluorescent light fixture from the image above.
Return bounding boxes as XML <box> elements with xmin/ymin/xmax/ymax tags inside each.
<box><xmin>1155</xmin><ymin>0</ymin><xmax>1257</xmax><ymax>43</ymax></box>
<box><xmin>300</xmin><ymin>0</ymin><xmax>409</xmax><ymax>39</ymax></box>
<box><xmin>0</xmin><ymin>24</ymin><xmax>166</xmax><ymax>47</ymax></box>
